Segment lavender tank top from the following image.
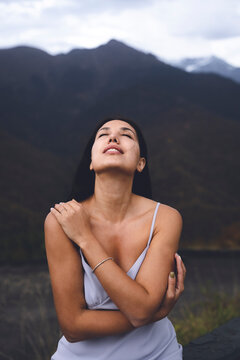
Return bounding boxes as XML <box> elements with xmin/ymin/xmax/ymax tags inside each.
<box><xmin>52</xmin><ymin>202</ymin><xmax>183</xmax><ymax>360</ymax></box>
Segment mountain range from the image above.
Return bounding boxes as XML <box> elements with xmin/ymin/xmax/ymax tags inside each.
<box><xmin>170</xmin><ymin>56</ymin><xmax>240</xmax><ymax>84</ymax></box>
<box><xmin>1</xmin><ymin>39</ymin><xmax>240</xmax><ymax>263</ymax></box>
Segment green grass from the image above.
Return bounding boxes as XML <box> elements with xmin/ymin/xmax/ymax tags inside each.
<box><xmin>170</xmin><ymin>288</ymin><xmax>240</xmax><ymax>345</ymax></box>
<box><xmin>1</xmin><ymin>266</ymin><xmax>239</xmax><ymax>358</ymax></box>
<box><xmin>0</xmin><ymin>267</ymin><xmax>59</xmax><ymax>360</ymax></box>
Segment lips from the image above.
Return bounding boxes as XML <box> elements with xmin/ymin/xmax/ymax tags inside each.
<box><xmin>103</xmin><ymin>145</ymin><xmax>123</xmax><ymax>154</ymax></box>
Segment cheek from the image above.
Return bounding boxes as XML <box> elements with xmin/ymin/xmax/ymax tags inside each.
<box><xmin>91</xmin><ymin>143</ymin><xmax>99</xmax><ymax>159</ymax></box>
<box><xmin>130</xmin><ymin>143</ymin><xmax>140</xmax><ymax>157</ymax></box>
<box><xmin>127</xmin><ymin>143</ymin><xmax>141</xmax><ymax>165</ymax></box>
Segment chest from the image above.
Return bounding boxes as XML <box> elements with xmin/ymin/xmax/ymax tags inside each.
<box><xmin>89</xmin><ymin>215</ymin><xmax>153</xmax><ymax>272</ymax></box>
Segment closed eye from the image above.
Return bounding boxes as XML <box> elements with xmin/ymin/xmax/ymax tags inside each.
<box><xmin>98</xmin><ymin>133</ymin><xmax>132</xmax><ymax>139</ymax></box>
<box><xmin>122</xmin><ymin>134</ymin><xmax>132</xmax><ymax>139</ymax></box>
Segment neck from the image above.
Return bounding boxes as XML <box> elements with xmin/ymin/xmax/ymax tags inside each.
<box><xmin>89</xmin><ymin>171</ymin><xmax>135</xmax><ymax>223</ymax></box>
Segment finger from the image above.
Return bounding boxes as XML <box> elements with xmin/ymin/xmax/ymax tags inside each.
<box><xmin>175</xmin><ymin>254</ymin><xmax>184</xmax><ymax>292</ymax></box>
<box><xmin>57</xmin><ymin>202</ymin><xmax>76</xmax><ymax>213</ymax></box>
<box><xmin>59</xmin><ymin>200</ymin><xmax>80</xmax><ymax>212</ymax></box>
<box><xmin>59</xmin><ymin>202</ymin><xmax>67</xmax><ymax>209</ymax></box>
<box><xmin>175</xmin><ymin>254</ymin><xmax>183</xmax><ymax>278</ymax></box>
<box><xmin>166</xmin><ymin>272</ymin><xmax>176</xmax><ymax>301</ymax></box>
<box><xmin>71</xmin><ymin>199</ymin><xmax>80</xmax><ymax>204</ymax></box>
<box><xmin>181</xmin><ymin>260</ymin><xmax>187</xmax><ymax>277</ymax></box>
<box><xmin>178</xmin><ymin>255</ymin><xmax>187</xmax><ymax>279</ymax></box>
<box><xmin>55</xmin><ymin>203</ymin><xmax>68</xmax><ymax>213</ymax></box>
<box><xmin>68</xmin><ymin>200</ymin><xmax>81</xmax><ymax>211</ymax></box>
<box><xmin>50</xmin><ymin>207</ymin><xmax>62</xmax><ymax>222</ymax></box>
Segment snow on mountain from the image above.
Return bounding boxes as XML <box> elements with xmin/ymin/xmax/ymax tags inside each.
<box><xmin>169</xmin><ymin>56</ymin><xmax>240</xmax><ymax>84</ymax></box>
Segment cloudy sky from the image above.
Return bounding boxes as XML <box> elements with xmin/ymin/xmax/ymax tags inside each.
<box><xmin>1</xmin><ymin>0</ymin><xmax>240</xmax><ymax>66</ymax></box>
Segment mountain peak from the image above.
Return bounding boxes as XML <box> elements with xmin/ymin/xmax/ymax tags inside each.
<box><xmin>170</xmin><ymin>55</ymin><xmax>240</xmax><ymax>83</ymax></box>
<box><xmin>98</xmin><ymin>38</ymin><xmax>161</xmax><ymax>65</ymax></box>
<box><xmin>103</xmin><ymin>38</ymin><xmax>139</xmax><ymax>52</ymax></box>
<box><xmin>105</xmin><ymin>39</ymin><xmax>126</xmax><ymax>47</ymax></box>
<box><xmin>0</xmin><ymin>45</ymin><xmax>50</xmax><ymax>58</ymax></box>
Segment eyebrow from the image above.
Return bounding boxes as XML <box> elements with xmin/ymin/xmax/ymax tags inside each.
<box><xmin>97</xmin><ymin>127</ymin><xmax>136</xmax><ymax>135</ymax></box>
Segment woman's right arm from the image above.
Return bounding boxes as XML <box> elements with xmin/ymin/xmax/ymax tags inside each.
<box><xmin>44</xmin><ymin>212</ymin><xmax>134</xmax><ymax>342</ymax></box>
<box><xmin>44</xmin><ymin>212</ymin><xmax>185</xmax><ymax>342</ymax></box>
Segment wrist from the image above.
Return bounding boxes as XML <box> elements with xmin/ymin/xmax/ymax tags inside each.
<box><xmin>80</xmin><ymin>235</ymin><xmax>110</xmax><ymax>271</ymax></box>
<box><xmin>76</xmin><ymin>232</ymin><xmax>96</xmax><ymax>248</ymax></box>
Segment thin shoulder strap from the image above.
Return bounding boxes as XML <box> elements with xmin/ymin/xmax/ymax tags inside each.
<box><xmin>147</xmin><ymin>202</ymin><xmax>160</xmax><ymax>248</ymax></box>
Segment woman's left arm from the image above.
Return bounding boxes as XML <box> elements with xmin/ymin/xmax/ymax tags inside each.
<box><xmin>51</xmin><ymin>200</ymin><xmax>182</xmax><ymax>328</ymax></box>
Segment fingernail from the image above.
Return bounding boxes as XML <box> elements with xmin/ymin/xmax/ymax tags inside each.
<box><xmin>178</xmin><ymin>254</ymin><xmax>181</xmax><ymax>260</ymax></box>
<box><xmin>50</xmin><ymin>207</ymin><xmax>54</xmax><ymax>211</ymax></box>
<box><xmin>170</xmin><ymin>272</ymin><xmax>175</xmax><ymax>278</ymax></box>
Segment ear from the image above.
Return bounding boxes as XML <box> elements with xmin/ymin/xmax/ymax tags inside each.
<box><xmin>137</xmin><ymin>157</ymin><xmax>146</xmax><ymax>173</ymax></box>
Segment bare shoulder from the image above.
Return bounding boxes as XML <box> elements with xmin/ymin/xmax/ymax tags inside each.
<box><xmin>154</xmin><ymin>203</ymin><xmax>183</xmax><ymax>249</ymax></box>
<box><xmin>134</xmin><ymin>195</ymin><xmax>182</xmax><ymax>220</ymax></box>
<box><xmin>134</xmin><ymin>197</ymin><xmax>182</xmax><ymax>254</ymax></box>
<box><xmin>145</xmin><ymin>203</ymin><xmax>183</xmax><ymax>255</ymax></box>
<box><xmin>44</xmin><ymin>211</ymin><xmax>68</xmax><ymax>249</ymax></box>
<box><xmin>44</xmin><ymin>210</ymin><xmax>81</xmax><ymax>269</ymax></box>
<box><xmin>133</xmin><ymin>195</ymin><xmax>160</xmax><ymax>215</ymax></box>
<box><xmin>44</xmin><ymin>198</ymin><xmax>83</xmax><ymax>229</ymax></box>
<box><xmin>157</xmin><ymin>203</ymin><xmax>183</xmax><ymax>224</ymax></box>
<box><xmin>44</xmin><ymin>211</ymin><xmax>57</xmax><ymax>227</ymax></box>
<box><xmin>155</xmin><ymin>203</ymin><xmax>183</xmax><ymax>235</ymax></box>
<box><xmin>136</xmin><ymin>195</ymin><xmax>183</xmax><ymax>233</ymax></box>
<box><xmin>44</xmin><ymin>211</ymin><xmax>64</xmax><ymax>233</ymax></box>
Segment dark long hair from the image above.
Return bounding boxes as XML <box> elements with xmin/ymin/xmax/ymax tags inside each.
<box><xmin>67</xmin><ymin>117</ymin><xmax>152</xmax><ymax>201</ymax></box>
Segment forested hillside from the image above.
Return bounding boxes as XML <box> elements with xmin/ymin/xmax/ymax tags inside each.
<box><xmin>1</xmin><ymin>39</ymin><xmax>240</xmax><ymax>263</ymax></box>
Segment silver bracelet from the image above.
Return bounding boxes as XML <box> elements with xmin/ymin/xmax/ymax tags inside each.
<box><xmin>92</xmin><ymin>257</ymin><xmax>114</xmax><ymax>273</ymax></box>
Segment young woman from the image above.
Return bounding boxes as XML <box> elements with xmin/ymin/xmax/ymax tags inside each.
<box><xmin>44</xmin><ymin>117</ymin><xmax>186</xmax><ymax>359</ymax></box>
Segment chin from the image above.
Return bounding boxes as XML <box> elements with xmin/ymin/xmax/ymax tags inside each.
<box><xmin>95</xmin><ymin>165</ymin><xmax>134</xmax><ymax>176</ymax></box>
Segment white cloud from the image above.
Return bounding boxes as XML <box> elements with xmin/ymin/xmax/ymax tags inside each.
<box><xmin>0</xmin><ymin>0</ymin><xmax>240</xmax><ymax>66</ymax></box>
<box><xmin>211</xmin><ymin>36</ymin><xmax>240</xmax><ymax>66</ymax></box>
<box><xmin>164</xmin><ymin>0</ymin><xmax>240</xmax><ymax>39</ymax></box>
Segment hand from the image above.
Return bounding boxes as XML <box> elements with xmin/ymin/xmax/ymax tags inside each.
<box><xmin>50</xmin><ymin>199</ymin><xmax>92</xmax><ymax>245</ymax></box>
<box><xmin>152</xmin><ymin>253</ymin><xmax>186</xmax><ymax>322</ymax></box>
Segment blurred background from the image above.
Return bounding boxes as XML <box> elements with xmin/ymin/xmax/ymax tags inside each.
<box><xmin>0</xmin><ymin>0</ymin><xmax>239</xmax><ymax>359</ymax></box>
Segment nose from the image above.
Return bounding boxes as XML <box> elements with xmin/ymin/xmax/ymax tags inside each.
<box><xmin>109</xmin><ymin>134</ymin><xmax>119</xmax><ymax>143</ymax></box>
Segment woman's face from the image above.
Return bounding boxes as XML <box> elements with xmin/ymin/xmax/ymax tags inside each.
<box><xmin>90</xmin><ymin>119</ymin><xmax>146</xmax><ymax>176</ymax></box>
